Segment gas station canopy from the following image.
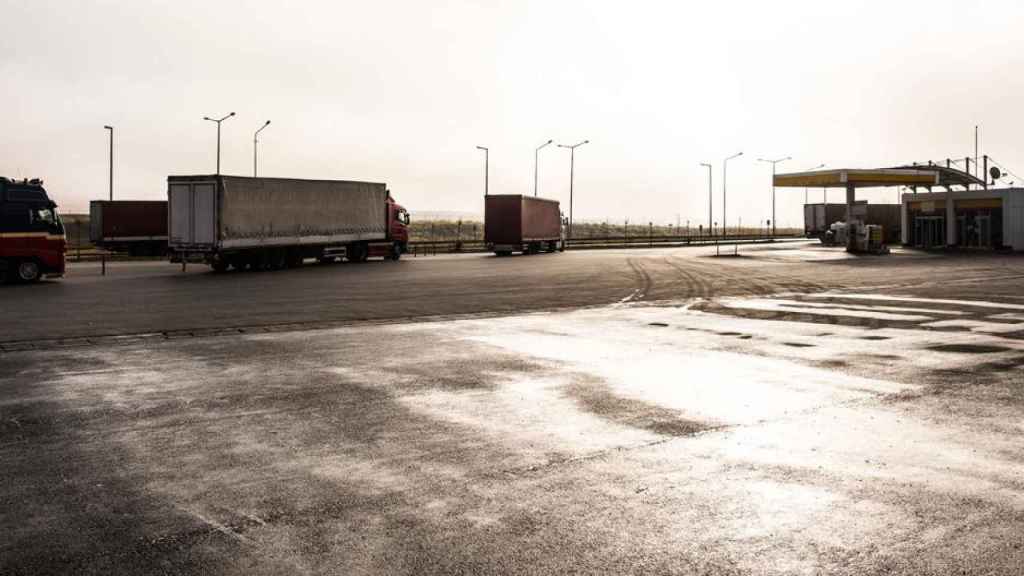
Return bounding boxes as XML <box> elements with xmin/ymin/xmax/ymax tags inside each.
<box><xmin>774</xmin><ymin>166</ymin><xmax>985</xmax><ymax>190</ymax></box>
<box><xmin>773</xmin><ymin>168</ymin><xmax>940</xmax><ymax>189</ymax></box>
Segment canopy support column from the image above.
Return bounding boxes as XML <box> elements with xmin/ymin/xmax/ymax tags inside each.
<box><xmin>846</xmin><ymin>184</ymin><xmax>857</xmax><ymax>252</ymax></box>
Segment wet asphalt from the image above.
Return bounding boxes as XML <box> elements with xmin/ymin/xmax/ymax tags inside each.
<box><xmin>1</xmin><ymin>242</ymin><xmax>1023</xmax><ymax>574</ymax></box>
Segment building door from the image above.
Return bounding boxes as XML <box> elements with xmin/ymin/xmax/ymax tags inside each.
<box><xmin>976</xmin><ymin>214</ymin><xmax>991</xmax><ymax>248</ymax></box>
<box><xmin>914</xmin><ymin>216</ymin><xmax>945</xmax><ymax>248</ymax></box>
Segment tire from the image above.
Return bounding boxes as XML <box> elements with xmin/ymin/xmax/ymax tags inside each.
<box><xmin>391</xmin><ymin>242</ymin><xmax>402</xmax><ymax>261</ymax></box>
<box><xmin>270</xmin><ymin>249</ymin><xmax>287</xmax><ymax>270</ymax></box>
<box><xmin>228</xmin><ymin>256</ymin><xmax>247</xmax><ymax>271</ymax></box>
<box><xmin>210</xmin><ymin>260</ymin><xmax>229</xmax><ymax>273</ymax></box>
<box><xmin>495</xmin><ymin>251</ymin><xmax>512</xmax><ymax>257</ymax></box>
<box><xmin>348</xmin><ymin>243</ymin><xmax>368</xmax><ymax>263</ymax></box>
<box><xmin>16</xmin><ymin>260</ymin><xmax>41</xmax><ymax>283</ymax></box>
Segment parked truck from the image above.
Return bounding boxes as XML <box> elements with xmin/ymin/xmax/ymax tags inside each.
<box><xmin>0</xmin><ymin>177</ymin><xmax>66</xmax><ymax>283</ymax></box>
<box><xmin>89</xmin><ymin>200</ymin><xmax>168</xmax><ymax>256</ymax></box>
<box><xmin>484</xmin><ymin>194</ymin><xmax>564</xmax><ymax>256</ymax></box>
<box><xmin>804</xmin><ymin>202</ymin><xmax>901</xmax><ymax>243</ymax></box>
<box><xmin>167</xmin><ymin>175</ymin><xmax>410</xmax><ymax>272</ymax></box>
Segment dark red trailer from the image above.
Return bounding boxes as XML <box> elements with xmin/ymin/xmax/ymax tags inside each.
<box><xmin>89</xmin><ymin>200</ymin><xmax>168</xmax><ymax>256</ymax></box>
<box><xmin>485</xmin><ymin>194</ymin><xmax>564</xmax><ymax>256</ymax></box>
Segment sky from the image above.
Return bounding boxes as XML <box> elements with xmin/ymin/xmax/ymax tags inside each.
<box><xmin>3</xmin><ymin>0</ymin><xmax>1024</xmax><ymax>227</ymax></box>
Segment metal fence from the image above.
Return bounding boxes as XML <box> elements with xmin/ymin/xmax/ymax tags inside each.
<box><xmin>66</xmin><ymin>233</ymin><xmax>802</xmax><ymax>262</ymax></box>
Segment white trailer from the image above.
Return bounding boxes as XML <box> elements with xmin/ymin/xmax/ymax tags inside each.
<box><xmin>168</xmin><ymin>175</ymin><xmax>409</xmax><ymax>271</ymax></box>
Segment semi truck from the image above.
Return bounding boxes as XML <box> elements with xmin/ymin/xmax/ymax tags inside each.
<box><xmin>89</xmin><ymin>200</ymin><xmax>168</xmax><ymax>256</ymax></box>
<box><xmin>805</xmin><ymin>202</ymin><xmax>901</xmax><ymax>243</ymax></box>
<box><xmin>484</xmin><ymin>194</ymin><xmax>564</xmax><ymax>256</ymax></box>
<box><xmin>167</xmin><ymin>175</ymin><xmax>409</xmax><ymax>271</ymax></box>
<box><xmin>0</xmin><ymin>177</ymin><xmax>66</xmax><ymax>283</ymax></box>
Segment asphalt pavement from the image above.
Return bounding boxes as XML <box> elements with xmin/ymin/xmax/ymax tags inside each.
<box><xmin>2</xmin><ymin>242</ymin><xmax>1023</xmax><ymax>574</ymax></box>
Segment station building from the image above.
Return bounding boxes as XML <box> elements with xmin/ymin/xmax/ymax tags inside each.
<box><xmin>901</xmin><ymin>187</ymin><xmax>1024</xmax><ymax>250</ymax></box>
<box><xmin>777</xmin><ymin>162</ymin><xmax>1024</xmax><ymax>251</ymax></box>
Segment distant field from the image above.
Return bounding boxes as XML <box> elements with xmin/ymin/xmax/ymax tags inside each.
<box><xmin>60</xmin><ymin>213</ymin><xmax>801</xmax><ymax>249</ymax></box>
<box><xmin>410</xmin><ymin>219</ymin><xmax>801</xmax><ymax>242</ymax></box>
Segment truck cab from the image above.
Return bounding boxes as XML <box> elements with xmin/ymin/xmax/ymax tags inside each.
<box><xmin>0</xmin><ymin>178</ymin><xmax>66</xmax><ymax>283</ymax></box>
<box><xmin>387</xmin><ymin>195</ymin><xmax>410</xmax><ymax>256</ymax></box>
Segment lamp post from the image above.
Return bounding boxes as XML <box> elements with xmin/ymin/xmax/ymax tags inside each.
<box><xmin>557</xmin><ymin>140</ymin><xmax>589</xmax><ymax>239</ymax></box>
<box><xmin>700</xmin><ymin>162</ymin><xmax>712</xmax><ymax>236</ymax></box>
<box><xmin>203</xmin><ymin>112</ymin><xmax>235</xmax><ymax>174</ymax></box>
<box><xmin>723</xmin><ymin>152</ymin><xmax>743</xmax><ymax>236</ymax></box>
<box><xmin>253</xmin><ymin>120</ymin><xmax>270</xmax><ymax>177</ymax></box>
<box><xmin>802</xmin><ymin>163</ymin><xmax>825</xmax><ymax>204</ymax></box>
<box><xmin>534</xmin><ymin>139</ymin><xmax>553</xmax><ymax>197</ymax></box>
<box><xmin>103</xmin><ymin>125</ymin><xmax>113</xmax><ymax>201</ymax></box>
<box><xmin>757</xmin><ymin>156</ymin><xmax>791</xmax><ymax>237</ymax></box>
<box><xmin>475</xmin><ymin>146</ymin><xmax>489</xmax><ymax>197</ymax></box>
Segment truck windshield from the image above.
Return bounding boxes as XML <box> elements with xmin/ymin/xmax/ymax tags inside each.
<box><xmin>33</xmin><ymin>208</ymin><xmax>64</xmax><ymax>234</ymax></box>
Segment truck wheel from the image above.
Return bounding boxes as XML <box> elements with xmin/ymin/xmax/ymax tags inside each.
<box><xmin>391</xmin><ymin>242</ymin><xmax>402</xmax><ymax>261</ymax></box>
<box><xmin>271</xmin><ymin>249</ymin><xmax>287</xmax><ymax>270</ymax></box>
<box><xmin>210</xmin><ymin>260</ymin><xmax>229</xmax><ymax>273</ymax></box>
<box><xmin>348</xmin><ymin>243</ymin><xmax>368</xmax><ymax>263</ymax></box>
<box><xmin>16</xmin><ymin>260</ymin><xmax>41</xmax><ymax>283</ymax></box>
<box><xmin>495</xmin><ymin>251</ymin><xmax>511</xmax><ymax>257</ymax></box>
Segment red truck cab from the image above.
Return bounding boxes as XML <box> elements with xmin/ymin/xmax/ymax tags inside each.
<box><xmin>387</xmin><ymin>195</ymin><xmax>411</xmax><ymax>252</ymax></box>
<box><xmin>1</xmin><ymin>178</ymin><xmax>66</xmax><ymax>283</ymax></box>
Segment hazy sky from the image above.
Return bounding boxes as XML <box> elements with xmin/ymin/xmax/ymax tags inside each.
<box><xmin>3</xmin><ymin>0</ymin><xmax>1023</xmax><ymax>226</ymax></box>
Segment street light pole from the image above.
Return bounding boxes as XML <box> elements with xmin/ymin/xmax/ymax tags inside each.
<box><xmin>558</xmin><ymin>140</ymin><xmax>589</xmax><ymax>240</ymax></box>
<box><xmin>534</xmin><ymin>139</ymin><xmax>553</xmax><ymax>197</ymax></box>
<box><xmin>475</xmin><ymin>146</ymin><xmax>489</xmax><ymax>197</ymax></box>
<box><xmin>253</xmin><ymin>120</ymin><xmax>271</xmax><ymax>177</ymax></box>
<box><xmin>802</xmin><ymin>163</ymin><xmax>825</xmax><ymax>205</ymax></box>
<box><xmin>700</xmin><ymin>163</ymin><xmax>712</xmax><ymax>236</ymax></box>
<box><xmin>103</xmin><ymin>125</ymin><xmax>113</xmax><ymax>201</ymax></box>
<box><xmin>723</xmin><ymin>152</ymin><xmax>743</xmax><ymax>236</ymax></box>
<box><xmin>203</xmin><ymin>112</ymin><xmax>235</xmax><ymax>174</ymax></box>
<box><xmin>757</xmin><ymin>156</ymin><xmax>791</xmax><ymax>236</ymax></box>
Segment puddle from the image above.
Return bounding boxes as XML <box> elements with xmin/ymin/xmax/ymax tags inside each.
<box><xmin>860</xmin><ymin>335</ymin><xmax>891</xmax><ymax>341</ymax></box>
<box><xmin>648</xmin><ymin>322</ymin><xmax>669</xmax><ymax>328</ymax></box>
<box><xmin>926</xmin><ymin>344</ymin><xmax>1012</xmax><ymax>354</ymax></box>
<box><xmin>783</xmin><ymin>342</ymin><xmax>815</xmax><ymax>348</ymax></box>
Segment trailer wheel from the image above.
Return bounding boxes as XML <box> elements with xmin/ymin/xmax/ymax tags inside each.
<box><xmin>15</xmin><ymin>260</ymin><xmax>41</xmax><ymax>283</ymax></box>
<box><xmin>270</xmin><ymin>249</ymin><xmax>287</xmax><ymax>270</ymax></box>
<box><xmin>348</xmin><ymin>243</ymin><xmax>368</xmax><ymax>263</ymax></box>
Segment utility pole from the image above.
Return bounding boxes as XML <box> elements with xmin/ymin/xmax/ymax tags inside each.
<box><xmin>803</xmin><ymin>163</ymin><xmax>825</xmax><ymax>205</ymax></box>
<box><xmin>700</xmin><ymin>163</ymin><xmax>712</xmax><ymax>236</ymax></box>
<box><xmin>557</xmin><ymin>140</ymin><xmax>589</xmax><ymax>240</ymax></box>
<box><xmin>476</xmin><ymin>146</ymin><xmax>489</xmax><ymax>197</ymax></box>
<box><xmin>975</xmin><ymin>125</ymin><xmax>979</xmax><ymax>190</ymax></box>
<box><xmin>103</xmin><ymin>125</ymin><xmax>113</xmax><ymax>201</ymax></box>
<box><xmin>534</xmin><ymin>139</ymin><xmax>553</xmax><ymax>197</ymax></box>
<box><xmin>757</xmin><ymin>156</ymin><xmax>791</xmax><ymax>237</ymax></box>
<box><xmin>203</xmin><ymin>112</ymin><xmax>235</xmax><ymax>174</ymax></box>
<box><xmin>253</xmin><ymin>120</ymin><xmax>270</xmax><ymax>177</ymax></box>
<box><xmin>723</xmin><ymin>152</ymin><xmax>743</xmax><ymax>236</ymax></box>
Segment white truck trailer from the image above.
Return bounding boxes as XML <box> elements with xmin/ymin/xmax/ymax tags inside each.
<box><xmin>167</xmin><ymin>175</ymin><xmax>410</xmax><ymax>271</ymax></box>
